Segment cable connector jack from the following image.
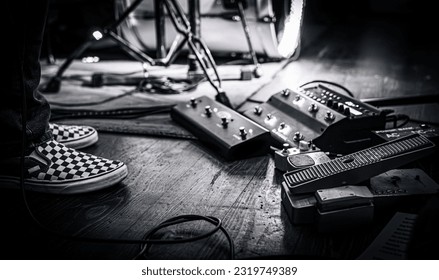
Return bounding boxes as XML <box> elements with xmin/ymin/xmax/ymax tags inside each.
<box><xmin>215</xmin><ymin>89</ymin><xmax>233</xmax><ymax>109</ymax></box>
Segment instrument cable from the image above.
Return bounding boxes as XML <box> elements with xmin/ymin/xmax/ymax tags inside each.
<box><xmin>299</xmin><ymin>80</ymin><xmax>355</xmax><ymax>97</ymax></box>
<box><xmin>19</xmin><ymin>75</ymin><xmax>234</xmax><ymax>260</ymax></box>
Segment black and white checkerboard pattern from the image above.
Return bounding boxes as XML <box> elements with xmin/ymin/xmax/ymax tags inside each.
<box><xmin>33</xmin><ymin>140</ymin><xmax>123</xmax><ymax>181</ymax></box>
<box><xmin>50</xmin><ymin>123</ymin><xmax>95</xmax><ymax>142</ymax></box>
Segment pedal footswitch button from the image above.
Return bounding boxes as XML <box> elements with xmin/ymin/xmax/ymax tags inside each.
<box><xmin>325</xmin><ymin>111</ymin><xmax>335</xmax><ymax>121</ymax></box>
<box><xmin>205</xmin><ymin>105</ymin><xmax>212</xmax><ymax>117</ymax></box>
<box><xmin>239</xmin><ymin>127</ymin><xmax>247</xmax><ymax>140</ymax></box>
<box><xmin>308</xmin><ymin>103</ymin><xmax>319</xmax><ymax>113</ymax></box>
<box><xmin>171</xmin><ymin>96</ymin><xmax>270</xmax><ymax>160</ymax></box>
<box><xmin>221</xmin><ymin>117</ymin><xmax>229</xmax><ymax>128</ymax></box>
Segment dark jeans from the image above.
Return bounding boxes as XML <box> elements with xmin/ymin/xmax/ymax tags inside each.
<box><xmin>1</xmin><ymin>0</ymin><xmax>52</xmax><ymax>158</ymax></box>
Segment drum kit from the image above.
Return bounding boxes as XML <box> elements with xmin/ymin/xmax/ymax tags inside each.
<box><xmin>42</xmin><ymin>0</ymin><xmax>305</xmax><ymax>107</ymax></box>
<box><xmin>116</xmin><ymin>0</ymin><xmax>304</xmax><ymax>60</ymax></box>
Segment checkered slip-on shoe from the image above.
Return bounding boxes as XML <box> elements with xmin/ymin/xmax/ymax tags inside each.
<box><xmin>0</xmin><ymin>140</ymin><xmax>128</xmax><ymax>194</ymax></box>
<box><xmin>50</xmin><ymin>123</ymin><xmax>98</xmax><ymax>149</ymax></box>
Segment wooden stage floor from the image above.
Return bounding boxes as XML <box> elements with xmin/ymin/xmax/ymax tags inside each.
<box><xmin>1</xmin><ymin>18</ymin><xmax>439</xmax><ymax>260</ymax></box>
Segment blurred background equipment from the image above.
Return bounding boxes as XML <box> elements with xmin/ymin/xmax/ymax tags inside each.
<box><xmin>115</xmin><ymin>0</ymin><xmax>305</xmax><ymax>60</ymax></box>
<box><xmin>42</xmin><ymin>0</ymin><xmax>233</xmax><ymax>107</ymax></box>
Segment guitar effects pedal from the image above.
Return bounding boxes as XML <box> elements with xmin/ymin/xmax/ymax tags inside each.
<box><xmin>171</xmin><ymin>95</ymin><xmax>271</xmax><ymax>160</ymax></box>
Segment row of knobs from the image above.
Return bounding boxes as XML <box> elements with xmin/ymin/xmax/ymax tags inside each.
<box><xmin>327</xmin><ymin>99</ymin><xmax>351</xmax><ymax>116</ymax></box>
<box><xmin>254</xmin><ymin>105</ymin><xmax>336</xmax><ymax>122</ymax></box>
<box><xmin>308</xmin><ymin>102</ymin><xmax>350</xmax><ymax>118</ymax></box>
<box><xmin>280</xmin><ymin>90</ymin><xmax>352</xmax><ymax>116</ymax></box>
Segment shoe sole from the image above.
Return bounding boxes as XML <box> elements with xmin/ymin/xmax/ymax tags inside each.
<box><xmin>0</xmin><ymin>164</ymin><xmax>128</xmax><ymax>195</ymax></box>
<box><xmin>58</xmin><ymin>130</ymin><xmax>99</xmax><ymax>150</ymax></box>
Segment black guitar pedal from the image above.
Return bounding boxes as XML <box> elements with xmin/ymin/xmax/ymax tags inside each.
<box><xmin>171</xmin><ymin>95</ymin><xmax>271</xmax><ymax>160</ymax></box>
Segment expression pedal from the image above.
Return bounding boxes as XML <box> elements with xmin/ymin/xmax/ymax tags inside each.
<box><xmin>282</xmin><ymin>133</ymin><xmax>436</xmax><ymax>194</ymax></box>
<box><xmin>171</xmin><ymin>95</ymin><xmax>271</xmax><ymax>160</ymax></box>
<box><xmin>280</xmin><ymin>168</ymin><xmax>439</xmax><ymax>231</ymax></box>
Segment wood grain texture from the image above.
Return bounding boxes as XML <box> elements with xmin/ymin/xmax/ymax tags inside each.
<box><xmin>0</xmin><ymin>133</ymin><xmax>379</xmax><ymax>260</ymax></box>
<box><xmin>1</xmin><ymin>18</ymin><xmax>438</xmax><ymax>260</ymax></box>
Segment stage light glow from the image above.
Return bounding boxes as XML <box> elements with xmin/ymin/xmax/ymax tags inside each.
<box><xmin>92</xmin><ymin>30</ymin><xmax>103</xmax><ymax>40</ymax></box>
<box><xmin>81</xmin><ymin>56</ymin><xmax>100</xmax><ymax>63</ymax></box>
<box><xmin>277</xmin><ymin>0</ymin><xmax>305</xmax><ymax>58</ymax></box>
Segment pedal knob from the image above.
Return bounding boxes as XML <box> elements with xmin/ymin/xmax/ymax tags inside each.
<box><xmin>266</xmin><ymin>113</ymin><xmax>272</xmax><ymax>120</ymax></box>
<box><xmin>299</xmin><ymin>140</ymin><xmax>310</xmax><ymax>151</ymax></box>
<box><xmin>282</xmin><ymin>143</ymin><xmax>290</xmax><ymax>154</ymax></box>
<box><xmin>254</xmin><ymin>106</ymin><xmax>263</xmax><ymax>115</ymax></box>
<box><xmin>239</xmin><ymin>127</ymin><xmax>247</xmax><ymax>140</ymax></box>
<box><xmin>308</xmin><ymin>103</ymin><xmax>319</xmax><ymax>113</ymax></box>
<box><xmin>309</xmin><ymin>140</ymin><xmax>316</xmax><ymax>150</ymax></box>
<box><xmin>327</xmin><ymin>99</ymin><xmax>333</xmax><ymax>107</ymax></box>
<box><xmin>205</xmin><ymin>105</ymin><xmax>212</xmax><ymax>117</ymax></box>
<box><xmin>294</xmin><ymin>95</ymin><xmax>301</xmax><ymax>101</ymax></box>
<box><xmin>293</xmin><ymin>131</ymin><xmax>302</xmax><ymax>141</ymax></box>
<box><xmin>332</xmin><ymin>101</ymin><xmax>339</xmax><ymax>110</ymax></box>
<box><xmin>279</xmin><ymin>122</ymin><xmax>286</xmax><ymax>130</ymax></box>
<box><xmin>338</xmin><ymin>104</ymin><xmax>345</xmax><ymax>112</ymax></box>
<box><xmin>325</xmin><ymin>111</ymin><xmax>335</xmax><ymax>121</ymax></box>
<box><xmin>281</xmin><ymin>89</ymin><xmax>290</xmax><ymax>97</ymax></box>
<box><xmin>221</xmin><ymin>117</ymin><xmax>229</xmax><ymax>128</ymax></box>
<box><xmin>343</xmin><ymin>107</ymin><xmax>351</xmax><ymax>116</ymax></box>
<box><xmin>190</xmin><ymin>98</ymin><xmax>197</xmax><ymax>108</ymax></box>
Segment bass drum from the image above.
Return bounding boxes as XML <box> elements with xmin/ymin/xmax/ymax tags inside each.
<box><xmin>115</xmin><ymin>0</ymin><xmax>305</xmax><ymax>60</ymax></box>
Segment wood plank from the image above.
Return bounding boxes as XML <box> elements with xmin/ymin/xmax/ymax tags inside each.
<box><xmin>2</xmin><ymin>18</ymin><xmax>438</xmax><ymax>260</ymax></box>
<box><xmin>12</xmin><ymin>133</ymin><xmax>377</xmax><ymax>260</ymax></box>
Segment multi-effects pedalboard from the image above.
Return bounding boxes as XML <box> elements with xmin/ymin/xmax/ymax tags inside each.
<box><xmin>170</xmin><ymin>84</ymin><xmax>438</xmax><ymax>231</ymax></box>
<box><xmin>243</xmin><ymin>84</ymin><xmax>388</xmax><ymax>154</ymax></box>
<box><xmin>171</xmin><ymin>84</ymin><xmax>391</xmax><ymax>159</ymax></box>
